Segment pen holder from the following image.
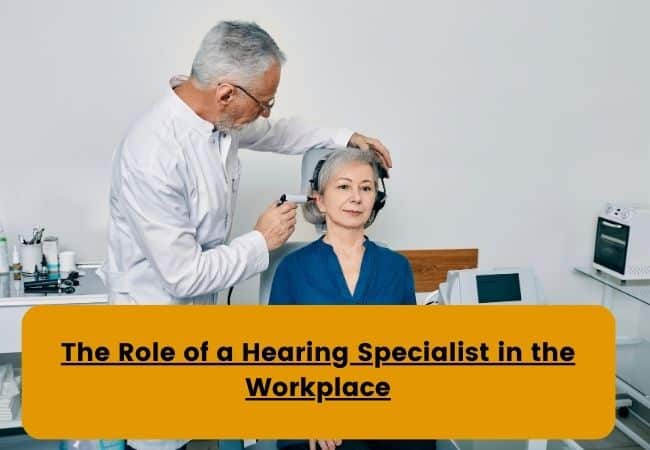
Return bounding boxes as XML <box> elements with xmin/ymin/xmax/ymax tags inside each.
<box><xmin>20</xmin><ymin>242</ymin><xmax>43</xmax><ymax>275</ymax></box>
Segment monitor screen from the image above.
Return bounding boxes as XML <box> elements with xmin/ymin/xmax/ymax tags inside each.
<box><xmin>476</xmin><ymin>273</ymin><xmax>522</xmax><ymax>303</ymax></box>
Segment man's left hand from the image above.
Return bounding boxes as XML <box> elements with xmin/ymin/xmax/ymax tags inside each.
<box><xmin>348</xmin><ymin>132</ymin><xmax>392</xmax><ymax>174</ymax></box>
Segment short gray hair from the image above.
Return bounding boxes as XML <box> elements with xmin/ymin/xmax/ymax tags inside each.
<box><xmin>303</xmin><ymin>148</ymin><xmax>383</xmax><ymax>229</ymax></box>
<box><xmin>191</xmin><ymin>21</ymin><xmax>286</xmax><ymax>89</ymax></box>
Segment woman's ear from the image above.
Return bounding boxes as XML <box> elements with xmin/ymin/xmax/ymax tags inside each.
<box><xmin>314</xmin><ymin>192</ymin><xmax>326</xmax><ymax>214</ymax></box>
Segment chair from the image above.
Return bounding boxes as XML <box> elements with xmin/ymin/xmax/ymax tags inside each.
<box><xmin>258</xmin><ymin>242</ymin><xmax>310</xmax><ymax>304</ymax></box>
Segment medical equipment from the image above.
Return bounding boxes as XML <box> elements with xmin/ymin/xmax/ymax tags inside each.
<box><xmin>23</xmin><ymin>271</ymin><xmax>79</xmax><ymax>295</ymax></box>
<box><xmin>24</xmin><ymin>278</ymin><xmax>76</xmax><ymax>289</ymax></box>
<box><xmin>21</xmin><ymin>227</ymin><xmax>44</xmax><ymax>245</ymax></box>
<box><xmin>277</xmin><ymin>194</ymin><xmax>312</xmax><ymax>205</ymax></box>
<box><xmin>435</xmin><ymin>267</ymin><xmax>544</xmax><ymax>305</ymax></box>
<box><xmin>24</xmin><ymin>285</ymin><xmax>75</xmax><ymax>295</ymax></box>
<box><xmin>593</xmin><ymin>203</ymin><xmax>650</xmax><ymax>281</ymax></box>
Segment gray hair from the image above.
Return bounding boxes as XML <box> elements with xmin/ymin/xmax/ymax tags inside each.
<box><xmin>191</xmin><ymin>21</ymin><xmax>286</xmax><ymax>89</ymax></box>
<box><xmin>303</xmin><ymin>148</ymin><xmax>383</xmax><ymax>229</ymax></box>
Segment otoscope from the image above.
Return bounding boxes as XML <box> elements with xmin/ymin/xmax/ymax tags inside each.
<box><xmin>277</xmin><ymin>194</ymin><xmax>313</xmax><ymax>205</ymax></box>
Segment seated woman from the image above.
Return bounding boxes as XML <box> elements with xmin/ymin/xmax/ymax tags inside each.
<box><xmin>269</xmin><ymin>148</ymin><xmax>436</xmax><ymax>450</ymax></box>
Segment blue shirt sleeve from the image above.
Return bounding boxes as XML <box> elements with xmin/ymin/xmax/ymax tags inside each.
<box><xmin>269</xmin><ymin>257</ymin><xmax>295</xmax><ymax>305</ymax></box>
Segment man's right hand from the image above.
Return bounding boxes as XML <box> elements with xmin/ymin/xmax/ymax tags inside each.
<box><xmin>255</xmin><ymin>201</ymin><xmax>297</xmax><ymax>251</ymax></box>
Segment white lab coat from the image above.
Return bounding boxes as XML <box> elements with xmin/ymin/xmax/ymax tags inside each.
<box><xmin>99</xmin><ymin>83</ymin><xmax>352</xmax><ymax>306</ymax></box>
<box><xmin>98</xmin><ymin>83</ymin><xmax>351</xmax><ymax>450</ymax></box>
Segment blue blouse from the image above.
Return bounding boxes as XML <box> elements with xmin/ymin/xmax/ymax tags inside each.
<box><xmin>269</xmin><ymin>237</ymin><xmax>416</xmax><ymax>305</ymax></box>
<box><xmin>269</xmin><ymin>237</ymin><xmax>417</xmax><ymax>449</ymax></box>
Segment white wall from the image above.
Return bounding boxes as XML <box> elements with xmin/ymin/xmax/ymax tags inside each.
<box><xmin>0</xmin><ymin>0</ymin><xmax>648</xmax><ymax>304</ymax></box>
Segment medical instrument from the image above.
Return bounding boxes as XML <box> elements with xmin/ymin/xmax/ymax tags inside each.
<box><xmin>24</xmin><ymin>269</ymin><xmax>79</xmax><ymax>288</ymax></box>
<box><xmin>66</xmin><ymin>270</ymin><xmax>80</xmax><ymax>280</ymax></box>
<box><xmin>23</xmin><ymin>273</ymin><xmax>78</xmax><ymax>294</ymax></box>
<box><xmin>24</xmin><ymin>277</ymin><xmax>76</xmax><ymax>289</ymax></box>
<box><xmin>277</xmin><ymin>194</ymin><xmax>313</xmax><ymax>205</ymax></box>
<box><xmin>26</xmin><ymin>227</ymin><xmax>44</xmax><ymax>245</ymax></box>
<box><xmin>437</xmin><ymin>267</ymin><xmax>544</xmax><ymax>305</ymax></box>
<box><xmin>593</xmin><ymin>203</ymin><xmax>650</xmax><ymax>281</ymax></box>
<box><xmin>24</xmin><ymin>285</ymin><xmax>76</xmax><ymax>295</ymax></box>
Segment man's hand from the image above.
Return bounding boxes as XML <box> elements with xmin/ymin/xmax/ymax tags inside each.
<box><xmin>309</xmin><ymin>439</ymin><xmax>342</xmax><ymax>450</ymax></box>
<box><xmin>254</xmin><ymin>201</ymin><xmax>297</xmax><ymax>251</ymax></box>
<box><xmin>348</xmin><ymin>132</ymin><xmax>392</xmax><ymax>175</ymax></box>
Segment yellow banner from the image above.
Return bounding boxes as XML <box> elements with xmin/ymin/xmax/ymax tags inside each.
<box><xmin>23</xmin><ymin>305</ymin><xmax>614</xmax><ymax>440</ymax></box>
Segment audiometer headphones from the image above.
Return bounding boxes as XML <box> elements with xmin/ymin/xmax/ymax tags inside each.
<box><xmin>310</xmin><ymin>155</ymin><xmax>388</xmax><ymax>220</ymax></box>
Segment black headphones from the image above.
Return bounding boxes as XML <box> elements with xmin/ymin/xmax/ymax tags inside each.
<box><xmin>310</xmin><ymin>156</ymin><xmax>388</xmax><ymax>220</ymax></box>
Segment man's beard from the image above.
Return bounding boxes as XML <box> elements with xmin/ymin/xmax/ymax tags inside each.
<box><xmin>214</xmin><ymin>113</ymin><xmax>245</xmax><ymax>132</ymax></box>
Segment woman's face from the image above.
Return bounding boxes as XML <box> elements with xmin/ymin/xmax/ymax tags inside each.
<box><xmin>316</xmin><ymin>161</ymin><xmax>377</xmax><ymax>231</ymax></box>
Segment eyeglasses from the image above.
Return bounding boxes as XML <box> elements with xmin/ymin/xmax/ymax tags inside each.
<box><xmin>222</xmin><ymin>82</ymin><xmax>275</xmax><ymax>115</ymax></box>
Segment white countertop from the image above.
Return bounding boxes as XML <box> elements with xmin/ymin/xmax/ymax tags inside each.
<box><xmin>0</xmin><ymin>265</ymin><xmax>108</xmax><ymax>308</ymax></box>
<box><xmin>0</xmin><ymin>294</ymin><xmax>107</xmax><ymax>308</ymax></box>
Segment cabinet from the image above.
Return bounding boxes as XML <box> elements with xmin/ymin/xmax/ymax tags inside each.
<box><xmin>575</xmin><ymin>267</ymin><xmax>650</xmax><ymax>450</ymax></box>
<box><xmin>0</xmin><ymin>264</ymin><xmax>107</xmax><ymax>441</ymax></box>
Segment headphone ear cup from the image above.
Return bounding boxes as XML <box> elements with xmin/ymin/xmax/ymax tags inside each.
<box><xmin>374</xmin><ymin>190</ymin><xmax>386</xmax><ymax>213</ymax></box>
<box><xmin>373</xmin><ymin>162</ymin><xmax>388</xmax><ymax>214</ymax></box>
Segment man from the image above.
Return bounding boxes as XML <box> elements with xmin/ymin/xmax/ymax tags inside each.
<box><xmin>99</xmin><ymin>21</ymin><xmax>392</xmax><ymax>450</ymax></box>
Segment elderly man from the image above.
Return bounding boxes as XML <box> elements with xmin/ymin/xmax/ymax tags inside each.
<box><xmin>99</xmin><ymin>20</ymin><xmax>391</xmax><ymax>450</ymax></box>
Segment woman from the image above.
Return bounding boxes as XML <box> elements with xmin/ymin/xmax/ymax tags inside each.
<box><xmin>270</xmin><ymin>148</ymin><xmax>413</xmax><ymax>306</ymax></box>
<box><xmin>270</xmin><ymin>148</ymin><xmax>436</xmax><ymax>450</ymax></box>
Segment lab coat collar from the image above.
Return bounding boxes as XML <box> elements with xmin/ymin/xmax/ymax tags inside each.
<box><xmin>167</xmin><ymin>75</ymin><xmax>215</xmax><ymax>138</ymax></box>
